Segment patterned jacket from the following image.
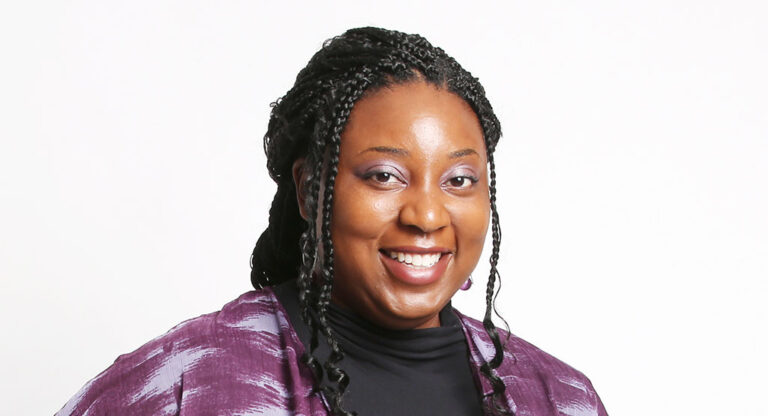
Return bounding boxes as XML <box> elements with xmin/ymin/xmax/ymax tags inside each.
<box><xmin>56</xmin><ymin>289</ymin><xmax>608</xmax><ymax>415</ymax></box>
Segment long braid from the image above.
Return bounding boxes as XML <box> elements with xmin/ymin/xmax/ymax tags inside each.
<box><xmin>479</xmin><ymin>153</ymin><xmax>513</xmax><ymax>415</ymax></box>
<box><xmin>317</xmin><ymin>112</ymin><xmax>348</xmax><ymax>415</ymax></box>
<box><xmin>298</xmin><ymin>81</ymin><xmax>346</xmax><ymax>391</ymax></box>
<box><xmin>316</xmin><ymin>74</ymin><xmax>371</xmax><ymax>416</ymax></box>
<box><xmin>251</xmin><ymin>27</ymin><xmax>511</xmax><ymax>415</ymax></box>
<box><xmin>297</xmin><ymin>151</ymin><xmax>324</xmax><ymax>383</ymax></box>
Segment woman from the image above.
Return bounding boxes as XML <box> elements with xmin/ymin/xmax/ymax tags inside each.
<box><xmin>57</xmin><ymin>27</ymin><xmax>607</xmax><ymax>416</ymax></box>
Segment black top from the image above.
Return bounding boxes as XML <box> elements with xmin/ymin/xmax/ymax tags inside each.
<box><xmin>273</xmin><ymin>281</ymin><xmax>484</xmax><ymax>416</ymax></box>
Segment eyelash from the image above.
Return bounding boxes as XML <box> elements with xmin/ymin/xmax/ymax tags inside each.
<box><xmin>444</xmin><ymin>175</ymin><xmax>479</xmax><ymax>189</ymax></box>
<box><xmin>364</xmin><ymin>170</ymin><xmax>403</xmax><ymax>185</ymax></box>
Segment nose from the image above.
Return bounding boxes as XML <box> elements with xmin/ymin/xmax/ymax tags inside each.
<box><xmin>398</xmin><ymin>189</ymin><xmax>450</xmax><ymax>234</ymax></box>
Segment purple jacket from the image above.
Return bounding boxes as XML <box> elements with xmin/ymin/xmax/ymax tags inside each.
<box><xmin>56</xmin><ymin>289</ymin><xmax>607</xmax><ymax>415</ymax></box>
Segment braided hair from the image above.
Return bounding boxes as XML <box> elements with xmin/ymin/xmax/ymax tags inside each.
<box><xmin>250</xmin><ymin>27</ymin><xmax>511</xmax><ymax>415</ymax></box>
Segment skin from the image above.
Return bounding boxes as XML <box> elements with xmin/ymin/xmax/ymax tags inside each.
<box><xmin>294</xmin><ymin>81</ymin><xmax>490</xmax><ymax>330</ymax></box>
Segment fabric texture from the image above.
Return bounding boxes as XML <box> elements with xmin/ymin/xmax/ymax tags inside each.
<box><xmin>56</xmin><ymin>289</ymin><xmax>608</xmax><ymax>415</ymax></box>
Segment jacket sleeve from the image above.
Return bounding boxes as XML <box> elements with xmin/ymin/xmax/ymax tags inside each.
<box><xmin>579</xmin><ymin>373</ymin><xmax>608</xmax><ymax>416</ymax></box>
<box><xmin>54</xmin><ymin>325</ymin><xmax>194</xmax><ymax>416</ymax></box>
<box><xmin>590</xmin><ymin>378</ymin><xmax>609</xmax><ymax>416</ymax></box>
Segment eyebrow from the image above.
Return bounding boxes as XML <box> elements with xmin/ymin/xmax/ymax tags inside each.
<box><xmin>449</xmin><ymin>148</ymin><xmax>479</xmax><ymax>159</ymax></box>
<box><xmin>359</xmin><ymin>146</ymin><xmax>479</xmax><ymax>159</ymax></box>
<box><xmin>359</xmin><ymin>146</ymin><xmax>410</xmax><ymax>156</ymax></box>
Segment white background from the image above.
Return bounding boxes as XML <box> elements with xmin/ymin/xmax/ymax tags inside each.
<box><xmin>1</xmin><ymin>1</ymin><xmax>766</xmax><ymax>415</ymax></box>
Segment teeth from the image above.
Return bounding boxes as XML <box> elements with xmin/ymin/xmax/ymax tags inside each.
<box><xmin>386</xmin><ymin>251</ymin><xmax>442</xmax><ymax>268</ymax></box>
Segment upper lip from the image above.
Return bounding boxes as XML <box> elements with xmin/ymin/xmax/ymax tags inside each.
<box><xmin>380</xmin><ymin>246</ymin><xmax>453</xmax><ymax>254</ymax></box>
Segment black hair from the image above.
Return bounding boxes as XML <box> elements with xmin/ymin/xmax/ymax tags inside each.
<box><xmin>250</xmin><ymin>27</ymin><xmax>511</xmax><ymax>415</ymax></box>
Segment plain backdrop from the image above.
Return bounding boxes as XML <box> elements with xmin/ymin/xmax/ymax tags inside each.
<box><xmin>1</xmin><ymin>1</ymin><xmax>766</xmax><ymax>415</ymax></box>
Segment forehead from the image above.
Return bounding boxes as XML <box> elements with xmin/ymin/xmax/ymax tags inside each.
<box><xmin>340</xmin><ymin>82</ymin><xmax>486</xmax><ymax>158</ymax></box>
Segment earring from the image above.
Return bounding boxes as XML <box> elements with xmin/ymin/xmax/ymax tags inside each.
<box><xmin>460</xmin><ymin>276</ymin><xmax>473</xmax><ymax>291</ymax></box>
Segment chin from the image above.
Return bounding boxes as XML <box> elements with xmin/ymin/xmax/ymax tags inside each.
<box><xmin>376</xmin><ymin>290</ymin><xmax>451</xmax><ymax>327</ymax></box>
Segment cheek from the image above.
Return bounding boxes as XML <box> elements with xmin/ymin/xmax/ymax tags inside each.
<box><xmin>330</xmin><ymin>180</ymin><xmax>399</xmax><ymax>242</ymax></box>
<box><xmin>450</xmin><ymin>196</ymin><xmax>491</xmax><ymax>257</ymax></box>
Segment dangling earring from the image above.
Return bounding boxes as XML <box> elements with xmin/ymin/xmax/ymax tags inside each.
<box><xmin>460</xmin><ymin>275</ymin><xmax>473</xmax><ymax>291</ymax></box>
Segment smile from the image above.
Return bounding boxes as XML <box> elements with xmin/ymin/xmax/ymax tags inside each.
<box><xmin>379</xmin><ymin>247</ymin><xmax>452</xmax><ymax>286</ymax></box>
<box><xmin>385</xmin><ymin>250</ymin><xmax>442</xmax><ymax>268</ymax></box>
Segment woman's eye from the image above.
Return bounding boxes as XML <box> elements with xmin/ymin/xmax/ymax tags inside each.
<box><xmin>373</xmin><ymin>172</ymin><xmax>394</xmax><ymax>183</ymax></box>
<box><xmin>446</xmin><ymin>176</ymin><xmax>476</xmax><ymax>189</ymax></box>
<box><xmin>364</xmin><ymin>170</ymin><xmax>403</xmax><ymax>186</ymax></box>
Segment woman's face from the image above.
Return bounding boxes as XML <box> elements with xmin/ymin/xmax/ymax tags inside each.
<box><xmin>309</xmin><ymin>81</ymin><xmax>490</xmax><ymax>330</ymax></box>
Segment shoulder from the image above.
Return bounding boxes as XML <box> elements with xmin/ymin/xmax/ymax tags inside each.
<box><xmin>455</xmin><ymin>311</ymin><xmax>608</xmax><ymax>416</ymax></box>
<box><xmin>56</xmin><ymin>289</ymin><xmax>297</xmax><ymax>416</ymax></box>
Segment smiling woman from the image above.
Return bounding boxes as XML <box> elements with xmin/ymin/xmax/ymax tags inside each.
<box><xmin>322</xmin><ymin>82</ymin><xmax>490</xmax><ymax>331</ymax></box>
<box><xmin>56</xmin><ymin>27</ymin><xmax>608</xmax><ymax>416</ymax></box>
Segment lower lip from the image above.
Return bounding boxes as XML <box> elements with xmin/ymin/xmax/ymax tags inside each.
<box><xmin>379</xmin><ymin>251</ymin><xmax>452</xmax><ymax>286</ymax></box>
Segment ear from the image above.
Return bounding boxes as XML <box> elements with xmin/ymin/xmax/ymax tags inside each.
<box><xmin>292</xmin><ymin>158</ymin><xmax>309</xmax><ymax>220</ymax></box>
